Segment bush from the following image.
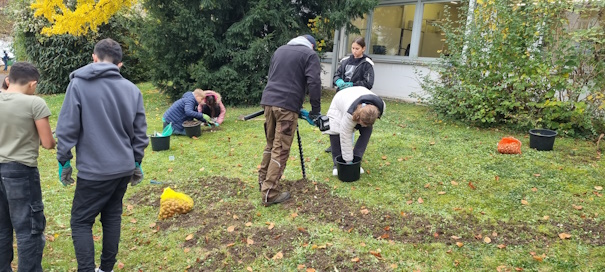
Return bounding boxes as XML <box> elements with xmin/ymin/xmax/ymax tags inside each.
<box><xmin>420</xmin><ymin>0</ymin><xmax>605</xmax><ymax>137</ymax></box>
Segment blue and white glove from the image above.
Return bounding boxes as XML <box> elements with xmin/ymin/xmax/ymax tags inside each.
<box><xmin>335</xmin><ymin>79</ymin><xmax>345</xmax><ymax>89</ymax></box>
<box><xmin>343</xmin><ymin>82</ymin><xmax>354</xmax><ymax>88</ymax></box>
<box><xmin>58</xmin><ymin>161</ymin><xmax>75</xmax><ymax>186</ymax></box>
<box><xmin>299</xmin><ymin>109</ymin><xmax>315</xmax><ymax>126</ymax></box>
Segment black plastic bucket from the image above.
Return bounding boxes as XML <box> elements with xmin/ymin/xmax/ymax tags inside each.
<box><xmin>529</xmin><ymin>129</ymin><xmax>557</xmax><ymax>151</ymax></box>
<box><xmin>150</xmin><ymin>135</ymin><xmax>170</xmax><ymax>151</ymax></box>
<box><xmin>183</xmin><ymin>123</ymin><xmax>202</xmax><ymax>138</ymax></box>
<box><xmin>335</xmin><ymin>155</ymin><xmax>362</xmax><ymax>182</ymax></box>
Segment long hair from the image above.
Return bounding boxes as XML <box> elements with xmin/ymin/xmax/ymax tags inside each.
<box><xmin>351</xmin><ymin>103</ymin><xmax>379</xmax><ymax>126</ymax></box>
<box><xmin>205</xmin><ymin>94</ymin><xmax>217</xmax><ymax>117</ymax></box>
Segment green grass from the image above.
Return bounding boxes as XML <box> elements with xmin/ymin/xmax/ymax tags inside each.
<box><xmin>32</xmin><ymin>82</ymin><xmax>605</xmax><ymax>271</ymax></box>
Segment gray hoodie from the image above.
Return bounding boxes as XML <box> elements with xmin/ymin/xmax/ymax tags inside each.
<box><xmin>56</xmin><ymin>62</ymin><xmax>149</xmax><ymax>180</ymax></box>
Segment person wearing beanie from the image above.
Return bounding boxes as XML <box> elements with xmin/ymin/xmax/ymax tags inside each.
<box><xmin>258</xmin><ymin>35</ymin><xmax>322</xmax><ymax>207</ymax></box>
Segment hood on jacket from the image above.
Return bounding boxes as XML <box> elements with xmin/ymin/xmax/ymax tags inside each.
<box><xmin>287</xmin><ymin>36</ymin><xmax>314</xmax><ymax>50</ymax></box>
<box><xmin>204</xmin><ymin>90</ymin><xmax>222</xmax><ymax>103</ymax></box>
<box><xmin>70</xmin><ymin>62</ymin><xmax>121</xmax><ymax>81</ymax></box>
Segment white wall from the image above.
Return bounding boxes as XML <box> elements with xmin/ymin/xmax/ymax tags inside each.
<box><xmin>321</xmin><ymin>62</ymin><xmax>437</xmax><ymax>102</ymax></box>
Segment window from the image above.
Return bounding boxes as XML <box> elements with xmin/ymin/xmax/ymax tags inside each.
<box><xmin>370</xmin><ymin>4</ymin><xmax>416</xmax><ymax>56</ymax></box>
<box><xmin>418</xmin><ymin>2</ymin><xmax>463</xmax><ymax>57</ymax></box>
<box><xmin>342</xmin><ymin>1</ymin><xmax>465</xmax><ymax>59</ymax></box>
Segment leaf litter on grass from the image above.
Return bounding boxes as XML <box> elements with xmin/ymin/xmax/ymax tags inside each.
<box><xmin>128</xmin><ymin>176</ymin><xmax>605</xmax><ymax>270</ymax></box>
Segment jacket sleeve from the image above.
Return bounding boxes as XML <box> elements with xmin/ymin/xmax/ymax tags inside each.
<box><xmin>217</xmin><ymin>101</ymin><xmax>226</xmax><ymax>124</ymax></box>
<box><xmin>339</xmin><ymin>114</ymin><xmax>357</xmax><ymax>162</ymax></box>
<box><xmin>184</xmin><ymin>97</ymin><xmax>207</xmax><ymax>122</ymax></box>
<box><xmin>333</xmin><ymin>59</ymin><xmax>346</xmax><ymax>87</ymax></box>
<box><xmin>354</xmin><ymin>62</ymin><xmax>374</xmax><ymax>90</ymax></box>
<box><xmin>306</xmin><ymin>54</ymin><xmax>322</xmax><ymax>114</ymax></box>
<box><xmin>132</xmin><ymin>91</ymin><xmax>149</xmax><ymax>162</ymax></box>
<box><xmin>56</xmin><ymin>81</ymin><xmax>81</xmax><ymax>162</ymax></box>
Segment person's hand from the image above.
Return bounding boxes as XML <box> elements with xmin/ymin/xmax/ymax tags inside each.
<box><xmin>58</xmin><ymin>161</ymin><xmax>75</xmax><ymax>186</ymax></box>
<box><xmin>130</xmin><ymin>162</ymin><xmax>144</xmax><ymax>186</ymax></box>
<box><xmin>343</xmin><ymin>82</ymin><xmax>354</xmax><ymax>89</ymax></box>
<box><xmin>214</xmin><ymin>122</ymin><xmax>220</xmax><ymax>127</ymax></box>
<box><xmin>299</xmin><ymin>109</ymin><xmax>315</xmax><ymax>126</ymax></box>
<box><xmin>335</xmin><ymin>79</ymin><xmax>345</xmax><ymax>89</ymax></box>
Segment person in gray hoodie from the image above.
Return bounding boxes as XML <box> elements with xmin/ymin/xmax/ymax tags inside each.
<box><xmin>258</xmin><ymin>35</ymin><xmax>321</xmax><ymax>207</ymax></box>
<box><xmin>55</xmin><ymin>38</ymin><xmax>148</xmax><ymax>272</ymax></box>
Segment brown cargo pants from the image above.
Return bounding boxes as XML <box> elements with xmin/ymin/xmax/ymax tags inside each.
<box><xmin>258</xmin><ymin>106</ymin><xmax>298</xmax><ymax>202</ymax></box>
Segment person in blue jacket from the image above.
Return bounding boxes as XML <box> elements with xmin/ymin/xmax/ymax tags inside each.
<box><xmin>162</xmin><ymin>89</ymin><xmax>208</xmax><ymax>135</ymax></box>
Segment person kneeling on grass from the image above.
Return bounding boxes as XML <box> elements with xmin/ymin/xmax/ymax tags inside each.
<box><xmin>323</xmin><ymin>86</ymin><xmax>385</xmax><ymax>176</ymax></box>
<box><xmin>163</xmin><ymin>88</ymin><xmax>209</xmax><ymax>135</ymax></box>
<box><xmin>197</xmin><ymin>90</ymin><xmax>226</xmax><ymax>126</ymax></box>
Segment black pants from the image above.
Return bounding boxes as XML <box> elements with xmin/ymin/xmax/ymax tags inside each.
<box><xmin>201</xmin><ymin>104</ymin><xmax>221</xmax><ymax>118</ymax></box>
<box><xmin>329</xmin><ymin>125</ymin><xmax>373</xmax><ymax>166</ymax></box>
<box><xmin>71</xmin><ymin>176</ymin><xmax>130</xmax><ymax>272</ymax></box>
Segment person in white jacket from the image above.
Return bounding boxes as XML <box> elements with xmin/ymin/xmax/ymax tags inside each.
<box><xmin>323</xmin><ymin>86</ymin><xmax>385</xmax><ymax>176</ymax></box>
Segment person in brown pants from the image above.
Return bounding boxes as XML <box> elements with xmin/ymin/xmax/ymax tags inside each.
<box><xmin>258</xmin><ymin>35</ymin><xmax>322</xmax><ymax>206</ymax></box>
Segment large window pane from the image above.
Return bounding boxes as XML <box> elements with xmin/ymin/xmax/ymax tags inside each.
<box><xmin>369</xmin><ymin>4</ymin><xmax>416</xmax><ymax>56</ymax></box>
<box><xmin>419</xmin><ymin>2</ymin><xmax>463</xmax><ymax>57</ymax></box>
<box><xmin>346</xmin><ymin>16</ymin><xmax>368</xmax><ymax>53</ymax></box>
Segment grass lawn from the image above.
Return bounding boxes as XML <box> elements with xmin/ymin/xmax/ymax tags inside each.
<box><xmin>32</xmin><ymin>82</ymin><xmax>604</xmax><ymax>271</ymax></box>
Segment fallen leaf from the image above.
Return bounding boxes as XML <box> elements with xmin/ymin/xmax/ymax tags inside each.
<box><xmin>424</xmin><ymin>183</ymin><xmax>431</xmax><ymax>188</ymax></box>
<box><xmin>272</xmin><ymin>251</ymin><xmax>283</xmax><ymax>260</ymax></box>
<box><xmin>495</xmin><ymin>176</ymin><xmax>500</xmax><ymax>181</ymax></box>
<box><xmin>451</xmin><ymin>180</ymin><xmax>459</xmax><ymax>186</ymax></box>
<box><xmin>199</xmin><ymin>167</ymin><xmax>205</xmax><ymax>171</ymax></box>
<box><xmin>369</xmin><ymin>251</ymin><xmax>383</xmax><ymax>260</ymax></box>
<box><xmin>515</xmin><ymin>268</ymin><xmax>523</xmax><ymax>271</ymax></box>
<box><xmin>456</xmin><ymin>242</ymin><xmax>464</xmax><ymax>247</ymax></box>
<box><xmin>521</xmin><ymin>199</ymin><xmax>529</xmax><ymax>205</ymax></box>
<box><xmin>430</xmin><ymin>141</ymin><xmax>436</xmax><ymax>145</ymax></box>
<box><xmin>117</xmin><ymin>262</ymin><xmax>124</xmax><ymax>269</ymax></box>
<box><xmin>532</xmin><ymin>255</ymin><xmax>543</xmax><ymax>262</ymax></box>
<box><xmin>433</xmin><ymin>232</ymin><xmax>439</xmax><ymax>238</ymax></box>
<box><xmin>438</xmin><ymin>191</ymin><xmax>446</xmax><ymax>195</ymax></box>
<box><xmin>184</xmin><ymin>247</ymin><xmax>191</xmax><ymax>253</ymax></box>
<box><xmin>297</xmin><ymin>264</ymin><xmax>306</xmax><ymax>270</ymax></box>
<box><xmin>268</xmin><ymin>222</ymin><xmax>275</xmax><ymax>230</ymax></box>
<box><xmin>390</xmin><ymin>264</ymin><xmax>398</xmax><ymax>269</ymax></box>
<box><xmin>226</xmin><ymin>243</ymin><xmax>235</xmax><ymax>247</ymax></box>
<box><xmin>381</xmin><ymin>155</ymin><xmax>387</xmax><ymax>160</ymax></box>
<box><xmin>384</xmin><ymin>226</ymin><xmax>390</xmax><ymax>231</ymax></box>
<box><xmin>167</xmin><ymin>168</ymin><xmax>173</xmax><ymax>173</ymax></box>
<box><xmin>227</xmin><ymin>225</ymin><xmax>236</xmax><ymax>232</ymax></box>
<box><xmin>127</xmin><ymin>204</ymin><xmax>134</xmax><ymax>211</ymax></box>
<box><xmin>351</xmin><ymin>257</ymin><xmax>360</xmax><ymax>263</ymax></box>
<box><xmin>492</xmin><ymin>232</ymin><xmax>498</xmax><ymax>237</ymax></box>
<box><xmin>484</xmin><ymin>237</ymin><xmax>492</xmax><ymax>243</ymax></box>
<box><xmin>451</xmin><ymin>235</ymin><xmax>461</xmax><ymax>240</ymax></box>
<box><xmin>573</xmin><ymin>205</ymin><xmax>583</xmax><ymax>210</ymax></box>
<box><xmin>406</xmin><ymin>200</ymin><xmax>413</xmax><ymax>205</ymax></box>
<box><xmin>418</xmin><ymin>197</ymin><xmax>424</xmax><ymax>204</ymax></box>
<box><xmin>558</xmin><ymin>233</ymin><xmax>571</xmax><ymax>240</ymax></box>
<box><xmin>360</xmin><ymin>208</ymin><xmax>370</xmax><ymax>215</ymax></box>
<box><xmin>397</xmin><ymin>158</ymin><xmax>404</xmax><ymax>162</ymax></box>
<box><xmin>129</xmin><ymin>218</ymin><xmax>137</xmax><ymax>223</ymax></box>
<box><xmin>497</xmin><ymin>244</ymin><xmax>506</xmax><ymax>249</ymax></box>
<box><xmin>247</xmin><ymin>267</ymin><xmax>253</xmax><ymax>272</ymax></box>
<box><xmin>379</xmin><ymin>233</ymin><xmax>389</xmax><ymax>239</ymax></box>
<box><xmin>468</xmin><ymin>181</ymin><xmax>476</xmax><ymax>190</ymax></box>
<box><xmin>297</xmin><ymin>227</ymin><xmax>307</xmax><ymax>233</ymax></box>
<box><xmin>360</xmin><ymin>242</ymin><xmax>366</xmax><ymax>247</ymax></box>
<box><xmin>531</xmin><ymin>187</ymin><xmax>538</xmax><ymax>192</ymax></box>
<box><xmin>245</xmin><ymin>222</ymin><xmax>253</xmax><ymax>227</ymax></box>
<box><xmin>185</xmin><ymin>234</ymin><xmax>194</xmax><ymax>241</ymax></box>
<box><xmin>595</xmin><ymin>186</ymin><xmax>603</xmax><ymax>191</ymax></box>
<box><xmin>291</xmin><ymin>213</ymin><xmax>298</xmax><ymax>218</ymax></box>
<box><xmin>149</xmin><ymin>222</ymin><xmax>156</xmax><ymax>228</ymax></box>
<box><xmin>543</xmin><ymin>215</ymin><xmax>550</xmax><ymax>220</ymax></box>
<box><xmin>533</xmin><ymin>173</ymin><xmax>541</xmax><ymax>177</ymax></box>
<box><xmin>233</xmin><ymin>215</ymin><xmax>239</xmax><ymax>220</ymax></box>
<box><xmin>446</xmin><ymin>249</ymin><xmax>452</xmax><ymax>254</ymax></box>
<box><xmin>247</xmin><ymin>238</ymin><xmax>254</xmax><ymax>245</ymax></box>
<box><xmin>306</xmin><ymin>268</ymin><xmax>316</xmax><ymax>272</ymax></box>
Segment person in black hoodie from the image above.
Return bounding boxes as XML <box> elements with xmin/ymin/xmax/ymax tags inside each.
<box><xmin>258</xmin><ymin>35</ymin><xmax>321</xmax><ymax>207</ymax></box>
<box><xmin>326</xmin><ymin>37</ymin><xmax>375</xmax><ymax>153</ymax></box>
<box><xmin>56</xmin><ymin>38</ymin><xmax>149</xmax><ymax>272</ymax></box>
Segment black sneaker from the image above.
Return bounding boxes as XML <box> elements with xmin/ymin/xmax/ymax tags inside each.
<box><xmin>325</xmin><ymin>146</ymin><xmax>332</xmax><ymax>153</ymax></box>
<box><xmin>263</xmin><ymin>192</ymin><xmax>291</xmax><ymax>207</ymax></box>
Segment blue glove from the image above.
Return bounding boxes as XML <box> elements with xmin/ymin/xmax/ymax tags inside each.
<box><xmin>58</xmin><ymin>161</ymin><xmax>74</xmax><ymax>186</ymax></box>
<box><xmin>214</xmin><ymin>123</ymin><xmax>220</xmax><ymax>127</ymax></box>
<box><xmin>130</xmin><ymin>162</ymin><xmax>143</xmax><ymax>186</ymax></box>
<box><xmin>299</xmin><ymin>109</ymin><xmax>315</xmax><ymax>126</ymax></box>
<box><xmin>343</xmin><ymin>82</ymin><xmax>354</xmax><ymax>88</ymax></box>
<box><xmin>335</xmin><ymin>79</ymin><xmax>345</xmax><ymax>89</ymax></box>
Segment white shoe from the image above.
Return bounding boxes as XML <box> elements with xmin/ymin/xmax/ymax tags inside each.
<box><xmin>360</xmin><ymin>167</ymin><xmax>364</xmax><ymax>174</ymax></box>
<box><xmin>332</xmin><ymin>167</ymin><xmax>338</xmax><ymax>176</ymax></box>
<box><xmin>96</xmin><ymin>268</ymin><xmax>114</xmax><ymax>272</ymax></box>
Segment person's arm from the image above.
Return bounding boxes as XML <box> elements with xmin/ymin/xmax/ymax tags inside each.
<box><xmin>354</xmin><ymin>63</ymin><xmax>374</xmax><ymax>90</ymax></box>
<box><xmin>132</xmin><ymin>91</ymin><xmax>149</xmax><ymax>163</ymax></box>
<box><xmin>333</xmin><ymin>59</ymin><xmax>346</xmax><ymax>86</ymax></box>
<box><xmin>35</xmin><ymin>117</ymin><xmax>56</xmax><ymax>149</ymax></box>
<box><xmin>306</xmin><ymin>54</ymin><xmax>322</xmax><ymax>114</ymax></box>
<box><xmin>183</xmin><ymin>97</ymin><xmax>207</xmax><ymax>122</ymax></box>
<box><xmin>216</xmin><ymin>101</ymin><xmax>226</xmax><ymax>124</ymax></box>
<box><xmin>339</xmin><ymin>114</ymin><xmax>357</xmax><ymax>162</ymax></box>
<box><xmin>56</xmin><ymin>81</ymin><xmax>81</xmax><ymax>162</ymax></box>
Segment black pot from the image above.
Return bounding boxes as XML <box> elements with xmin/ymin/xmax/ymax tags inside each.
<box><xmin>529</xmin><ymin>129</ymin><xmax>557</xmax><ymax>151</ymax></box>
<box><xmin>183</xmin><ymin>122</ymin><xmax>202</xmax><ymax>138</ymax></box>
<box><xmin>150</xmin><ymin>136</ymin><xmax>170</xmax><ymax>151</ymax></box>
<box><xmin>335</xmin><ymin>155</ymin><xmax>362</xmax><ymax>182</ymax></box>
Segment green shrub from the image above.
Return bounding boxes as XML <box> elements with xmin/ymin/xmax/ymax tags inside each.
<box><xmin>420</xmin><ymin>0</ymin><xmax>605</xmax><ymax>137</ymax></box>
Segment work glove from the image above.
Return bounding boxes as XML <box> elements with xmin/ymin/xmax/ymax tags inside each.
<box><xmin>130</xmin><ymin>162</ymin><xmax>144</xmax><ymax>186</ymax></box>
<box><xmin>299</xmin><ymin>109</ymin><xmax>315</xmax><ymax>126</ymax></box>
<box><xmin>343</xmin><ymin>82</ymin><xmax>354</xmax><ymax>89</ymax></box>
<box><xmin>335</xmin><ymin>79</ymin><xmax>345</xmax><ymax>89</ymax></box>
<box><xmin>58</xmin><ymin>161</ymin><xmax>75</xmax><ymax>186</ymax></box>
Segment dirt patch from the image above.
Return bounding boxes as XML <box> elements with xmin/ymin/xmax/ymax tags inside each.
<box><xmin>128</xmin><ymin>176</ymin><xmax>605</xmax><ymax>270</ymax></box>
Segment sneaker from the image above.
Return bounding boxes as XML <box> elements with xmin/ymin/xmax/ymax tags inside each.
<box><xmin>95</xmin><ymin>269</ymin><xmax>114</xmax><ymax>272</ymax></box>
<box><xmin>360</xmin><ymin>167</ymin><xmax>365</xmax><ymax>174</ymax></box>
<box><xmin>325</xmin><ymin>146</ymin><xmax>332</xmax><ymax>153</ymax></box>
<box><xmin>332</xmin><ymin>167</ymin><xmax>338</xmax><ymax>176</ymax></box>
<box><xmin>263</xmin><ymin>192</ymin><xmax>291</xmax><ymax>207</ymax></box>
